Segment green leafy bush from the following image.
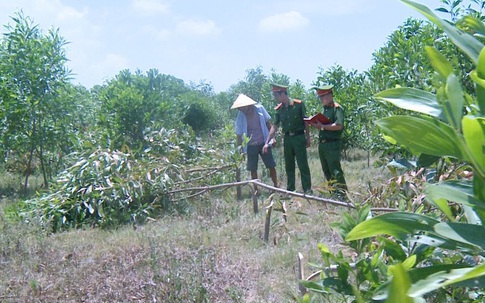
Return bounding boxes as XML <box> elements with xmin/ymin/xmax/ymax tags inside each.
<box><xmin>16</xmin><ymin>148</ymin><xmax>173</xmax><ymax>231</ymax></box>
<box><xmin>11</xmin><ymin>125</ymin><xmax>242</xmax><ymax>231</ymax></box>
<box><xmin>302</xmin><ymin>1</ymin><xmax>485</xmax><ymax>302</ymax></box>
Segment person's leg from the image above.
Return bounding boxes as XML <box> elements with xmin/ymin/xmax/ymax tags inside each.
<box><xmin>284</xmin><ymin>137</ymin><xmax>296</xmax><ymax>191</ymax></box>
<box><xmin>260</xmin><ymin>145</ymin><xmax>278</xmax><ymax>188</ymax></box>
<box><xmin>326</xmin><ymin>142</ymin><xmax>347</xmax><ymax>194</ymax></box>
<box><xmin>250</xmin><ymin>170</ymin><xmax>258</xmax><ymax>179</ymax></box>
<box><xmin>269</xmin><ymin>167</ymin><xmax>278</xmax><ymax>188</ymax></box>
<box><xmin>246</xmin><ymin>145</ymin><xmax>259</xmax><ymax>173</ymax></box>
<box><xmin>247</xmin><ymin>145</ymin><xmax>260</xmax><ymax>194</ymax></box>
<box><xmin>294</xmin><ymin>135</ymin><xmax>312</xmax><ymax>193</ymax></box>
<box><xmin>318</xmin><ymin>143</ymin><xmax>332</xmax><ymax>181</ymax></box>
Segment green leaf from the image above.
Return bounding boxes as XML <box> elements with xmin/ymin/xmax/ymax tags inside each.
<box><xmin>434</xmin><ymin>222</ymin><xmax>485</xmax><ymax>249</ymax></box>
<box><xmin>374</xmin><ymin>88</ymin><xmax>444</xmax><ymax>120</ymax></box>
<box><xmin>458</xmin><ymin>15</ymin><xmax>485</xmax><ymax>39</ymax></box>
<box><xmin>475</xmin><ymin>40</ymin><xmax>485</xmax><ymax>114</ymax></box>
<box><xmin>444</xmin><ymin>74</ymin><xmax>465</xmax><ymax>131</ymax></box>
<box><xmin>401</xmin><ymin>0</ymin><xmax>483</xmax><ymax>64</ymax></box>
<box><xmin>377</xmin><ymin>116</ymin><xmax>465</xmax><ymax>159</ymax></box>
<box><xmin>385</xmin><ymin>263</ymin><xmax>413</xmax><ymax>303</ymax></box>
<box><xmin>425</xmin><ymin>46</ymin><xmax>453</xmax><ymax>78</ymax></box>
<box><xmin>402</xmin><ymin>255</ymin><xmax>417</xmax><ymax>270</ymax></box>
<box><xmin>462</xmin><ymin>115</ymin><xmax>485</xmax><ymax>178</ymax></box>
<box><xmin>470</xmin><ymin>70</ymin><xmax>485</xmax><ymax>116</ymax></box>
<box><xmin>417</xmin><ymin>153</ymin><xmax>440</xmax><ymax>167</ymax></box>
<box><xmin>475</xmin><ymin>175</ymin><xmax>485</xmax><ymax>202</ymax></box>
<box><xmin>408</xmin><ymin>234</ymin><xmax>459</xmax><ymax>250</ymax></box>
<box><xmin>299</xmin><ymin>280</ymin><xmax>329</xmax><ymax>294</ymax></box>
<box><xmin>408</xmin><ymin>263</ymin><xmax>485</xmax><ymax>297</ymax></box>
<box><xmin>425</xmin><ymin>180</ymin><xmax>485</xmax><ymax>212</ymax></box>
<box><xmin>346</xmin><ymin>212</ymin><xmax>439</xmax><ymax>241</ymax></box>
<box><xmin>427</xmin><ymin>197</ymin><xmax>454</xmax><ymax>221</ymax></box>
<box><xmin>380</xmin><ymin>237</ymin><xmax>407</xmax><ymax>262</ymax></box>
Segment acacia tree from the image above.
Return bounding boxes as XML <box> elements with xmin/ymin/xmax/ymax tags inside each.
<box><xmin>0</xmin><ymin>12</ymin><xmax>73</xmax><ymax>189</ymax></box>
<box><xmin>97</xmin><ymin>69</ymin><xmax>190</xmax><ymax>151</ymax></box>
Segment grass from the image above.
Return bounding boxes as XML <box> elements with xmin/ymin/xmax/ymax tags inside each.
<box><xmin>0</xmin><ymin>148</ymin><xmax>395</xmax><ymax>302</ymax></box>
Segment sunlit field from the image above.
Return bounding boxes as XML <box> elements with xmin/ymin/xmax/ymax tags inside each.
<box><xmin>0</xmin><ymin>146</ymin><xmax>394</xmax><ymax>302</ymax></box>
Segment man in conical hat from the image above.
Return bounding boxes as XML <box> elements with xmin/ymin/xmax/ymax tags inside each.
<box><xmin>232</xmin><ymin>94</ymin><xmax>278</xmax><ymax>191</ymax></box>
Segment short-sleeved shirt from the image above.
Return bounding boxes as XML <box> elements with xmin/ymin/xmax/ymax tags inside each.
<box><xmin>274</xmin><ymin>99</ymin><xmax>307</xmax><ymax>133</ymax></box>
<box><xmin>319</xmin><ymin>102</ymin><xmax>344</xmax><ymax>141</ymax></box>
<box><xmin>235</xmin><ymin>104</ymin><xmax>272</xmax><ymax>151</ymax></box>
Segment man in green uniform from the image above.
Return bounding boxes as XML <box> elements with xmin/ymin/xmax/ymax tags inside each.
<box><xmin>308</xmin><ymin>85</ymin><xmax>348</xmax><ymax>198</ymax></box>
<box><xmin>263</xmin><ymin>83</ymin><xmax>312</xmax><ymax>194</ymax></box>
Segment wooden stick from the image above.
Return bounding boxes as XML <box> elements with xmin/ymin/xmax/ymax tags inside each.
<box><xmin>263</xmin><ymin>198</ymin><xmax>274</xmax><ymax>243</ymax></box>
<box><xmin>298</xmin><ymin>252</ymin><xmax>306</xmax><ymax>294</ymax></box>
<box><xmin>167</xmin><ymin>179</ymin><xmax>399</xmax><ymax>213</ymax></box>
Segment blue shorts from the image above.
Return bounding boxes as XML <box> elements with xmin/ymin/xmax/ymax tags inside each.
<box><xmin>246</xmin><ymin>144</ymin><xmax>276</xmax><ymax>171</ymax></box>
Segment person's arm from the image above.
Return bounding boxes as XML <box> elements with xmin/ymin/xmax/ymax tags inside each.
<box><xmin>265</xmin><ymin>120</ymin><xmax>272</xmax><ymax>131</ymax></box>
<box><xmin>302</xmin><ymin>102</ymin><xmax>311</xmax><ymax>147</ymax></box>
<box><xmin>317</xmin><ymin>122</ymin><xmax>343</xmax><ymax>131</ymax></box>
<box><xmin>263</xmin><ymin>124</ymin><xmax>277</xmax><ymax>153</ymax></box>
<box><xmin>236</xmin><ymin>134</ymin><xmax>243</xmax><ymax>153</ymax></box>
<box><xmin>318</xmin><ymin>107</ymin><xmax>344</xmax><ymax>131</ymax></box>
<box><xmin>305</xmin><ymin>121</ymin><xmax>311</xmax><ymax>148</ymax></box>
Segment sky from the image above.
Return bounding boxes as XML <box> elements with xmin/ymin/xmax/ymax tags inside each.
<box><xmin>0</xmin><ymin>0</ymin><xmax>441</xmax><ymax>93</ymax></box>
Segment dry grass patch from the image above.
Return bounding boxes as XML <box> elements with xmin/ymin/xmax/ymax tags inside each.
<box><xmin>1</xmin><ymin>193</ymin><xmax>349</xmax><ymax>302</ymax></box>
<box><xmin>1</xmin><ymin>149</ymin><xmax>392</xmax><ymax>302</ymax></box>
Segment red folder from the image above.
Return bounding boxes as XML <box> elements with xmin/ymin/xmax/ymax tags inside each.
<box><xmin>303</xmin><ymin>113</ymin><xmax>331</xmax><ymax>124</ymax></box>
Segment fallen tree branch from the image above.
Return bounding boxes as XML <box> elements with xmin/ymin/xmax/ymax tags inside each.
<box><xmin>167</xmin><ymin>179</ymin><xmax>399</xmax><ymax>212</ymax></box>
<box><xmin>185</xmin><ymin>164</ymin><xmax>233</xmax><ymax>173</ymax></box>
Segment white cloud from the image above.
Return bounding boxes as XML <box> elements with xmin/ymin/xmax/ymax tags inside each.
<box><xmin>104</xmin><ymin>53</ymin><xmax>130</xmax><ymax>70</ymax></box>
<box><xmin>132</xmin><ymin>0</ymin><xmax>170</xmax><ymax>16</ymax></box>
<box><xmin>56</xmin><ymin>5</ymin><xmax>86</xmax><ymax>22</ymax></box>
<box><xmin>82</xmin><ymin>53</ymin><xmax>130</xmax><ymax>86</ymax></box>
<box><xmin>0</xmin><ymin>0</ymin><xmax>87</xmax><ymax>28</ymax></box>
<box><xmin>176</xmin><ymin>19</ymin><xmax>221</xmax><ymax>36</ymax></box>
<box><xmin>258</xmin><ymin>11</ymin><xmax>309</xmax><ymax>33</ymax></box>
<box><xmin>143</xmin><ymin>25</ymin><xmax>171</xmax><ymax>40</ymax></box>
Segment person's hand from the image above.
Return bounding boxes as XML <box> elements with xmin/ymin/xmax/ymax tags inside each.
<box><xmin>306</xmin><ymin>135</ymin><xmax>311</xmax><ymax>148</ymax></box>
<box><xmin>263</xmin><ymin>143</ymin><xmax>269</xmax><ymax>154</ymax></box>
<box><xmin>310</xmin><ymin>121</ymin><xmax>320</xmax><ymax>129</ymax></box>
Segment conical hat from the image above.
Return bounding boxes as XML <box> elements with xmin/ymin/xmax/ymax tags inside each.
<box><xmin>231</xmin><ymin>94</ymin><xmax>257</xmax><ymax>109</ymax></box>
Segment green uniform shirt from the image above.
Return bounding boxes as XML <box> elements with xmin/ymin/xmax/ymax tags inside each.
<box><xmin>274</xmin><ymin>99</ymin><xmax>307</xmax><ymax>133</ymax></box>
<box><xmin>319</xmin><ymin>102</ymin><xmax>344</xmax><ymax>141</ymax></box>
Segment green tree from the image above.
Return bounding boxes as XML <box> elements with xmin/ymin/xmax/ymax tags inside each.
<box><xmin>369</xmin><ymin>18</ymin><xmax>439</xmax><ymax>92</ymax></box>
<box><xmin>437</xmin><ymin>0</ymin><xmax>485</xmax><ymax>21</ymax></box>
<box><xmin>227</xmin><ymin>66</ymin><xmax>272</xmax><ymax>119</ymax></box>
<box><xmin>97</xmin><ymin>69</ymin><xmax>190</xmax><ymax>150</ymax></box>
<box><xmin>0</xmin><ymin>12</ymin><xmax>73</xmax><ymax>189</ymax></box>
<box><xmin>180</xmin><ymin>89</ymin><xmax>222</xmax><ymax>134</ymax></box>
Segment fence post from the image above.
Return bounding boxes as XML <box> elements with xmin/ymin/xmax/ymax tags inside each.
<box><xmin>263</xmin><ymin>199</ymin><xmax>274</xmax><ymax>243</ymax></box>
<box><xmin>236</xmin><ymin>167</ymin><xmax>241</xmax><ymax>201</ymax></box>
<box><xmin>252</xmin><ymin>182</ymin><xmax>259</xmax><ymax>214</ymax></box>
<box><xmin>297</xmin><ymin>252</ymin><xmax>306</xmax><ymax>294</ymax></box>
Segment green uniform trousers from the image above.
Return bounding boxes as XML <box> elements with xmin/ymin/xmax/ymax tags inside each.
<box><xmin>318</xmin><ymin>140</ymin><xmax>347</xmax><ymax>193</ymax></box>
<box><xmin>283</xmin><ymin>134</ymin><xmax>312</xmax><ymax>192</ymax></box>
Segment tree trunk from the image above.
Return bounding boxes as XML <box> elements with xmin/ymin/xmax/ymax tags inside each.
<box><xmin>38</xmin><ymin>145</ymin><xmax>49</xmax><ymax>188</ymax></box>
<box><xmin>23</xmin><ymin>148</ymin><xmax>35</xmax><ymax>192</ymax></box>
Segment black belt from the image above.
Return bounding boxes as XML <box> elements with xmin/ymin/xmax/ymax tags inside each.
<box><xmin>320</xmin><ymin>138</ymin><xmax>340</xmax><ymax>143</ymax></box>
<box><xmin>285</xmin><ymin>130</ymin><xmax>305</xmax><ymax>136</ymax></box>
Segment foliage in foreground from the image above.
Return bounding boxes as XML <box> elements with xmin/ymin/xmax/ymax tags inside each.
<box><xmin>301</xmin><ymin>1</ymin><xmax>485</xmax><ymax>302</ymax></box>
